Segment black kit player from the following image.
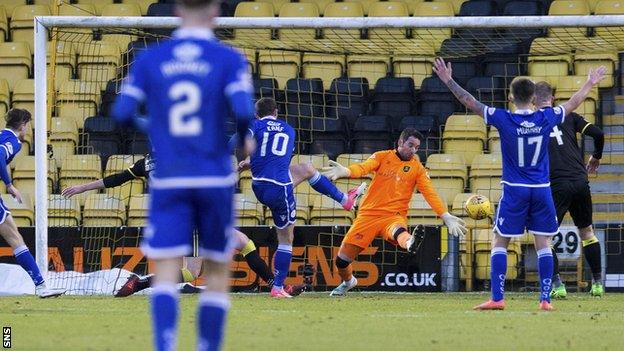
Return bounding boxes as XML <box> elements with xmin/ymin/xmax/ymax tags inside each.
<box><xmin>534</xmin><ymin>81</ymin><xmax>605</xmax><ymax>298</ymax></box>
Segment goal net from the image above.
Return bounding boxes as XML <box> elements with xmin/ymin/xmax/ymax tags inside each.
<box><xmin>14</xmin><ymin>12</ymin><xmax>623</xmax><ymax>295</ymax></box>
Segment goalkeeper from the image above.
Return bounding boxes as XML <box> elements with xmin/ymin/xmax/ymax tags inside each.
<box><xmin>322</xmin><ymin>127</ymin><xmax>466</xmax><ymax>296</ymax></box>
<box><xmin>61</xmin><ymin>154</ymin><xmax>305</xmax><ymax>297</ymax></box>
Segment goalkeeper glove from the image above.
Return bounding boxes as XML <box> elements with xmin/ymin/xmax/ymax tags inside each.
<box><xmin>321</xmin><ymin>160</ymin><xmax>351</xmax><ymax>181</ymax></box>
<box><xmin>441</xmin><ymin>212</ymin><xmax>467</xmax><ymax>237</ymax></box>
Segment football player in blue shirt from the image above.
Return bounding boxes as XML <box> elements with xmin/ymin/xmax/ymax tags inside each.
<box><xmin>112</xmin><ymin>1</ymin><xmax>255</xmax><ymax>350</ymax></box>
<box><xmin>238</xmin><ymin>98</ymin><xmax>366</xmax><ymax>298</ymax></box>
<box><xmin>0</xmin><ymin>109</ymin><xmax>65</xmax><ymax>298</ymax></box>
<box><xmin>434</xmin><ymin>58</ymin><xmax>606</xmax><ymax>311</ymax></box>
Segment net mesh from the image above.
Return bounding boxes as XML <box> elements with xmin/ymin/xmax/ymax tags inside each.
<box><xmin>29</xmin><ymin>12</ymin><xmax>624</xmax><ymax>294</ymax></box>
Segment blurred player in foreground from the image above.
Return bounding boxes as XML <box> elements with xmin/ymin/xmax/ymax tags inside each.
<box><xmin>61</xmin><ymin>154</ymin><xmax>305</xmax><ymax>297</ymax></box>
<box><xmin>534</xmin><ymin>82</ymin><xmax>605</xmax><ymax>298</ymax></box>
<box><xmin>0</xmin><ymin>109</ymin><xmax>65</xmax><ymax>298</ymax></box>
<box><xmin>112</xmin><ymin>0</ymin><xmax>254</xmax><ymax>349</ymax></box>
<box><xmin>322</xmin><ymin>127</ymin><xmax>467</xmax><ymax>296</ymax></box>
<box><xmin>434</xmin><ymin>57</ymin><xmax>605</xmax><ymax>311</ymax></box>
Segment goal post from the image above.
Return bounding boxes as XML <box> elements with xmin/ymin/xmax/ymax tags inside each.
<box><xmin>32</xmin><ymin>15</ymin><xmax>624</xmax><ymax>294</ymax></box>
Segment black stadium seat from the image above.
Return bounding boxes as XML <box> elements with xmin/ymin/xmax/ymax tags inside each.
<box><xmin>418</xmin><ymin>77</ymin><xmax>457</xmax><ymax>126</ymax></box>
<box><xmin>370</xmin><ymin>77</ymin><xmax>417</xmax><ymax>131</ymax></box>
<box><xmin>466</xmin><ymin>76</ymin><xmax>507</xmax><ymax>108</ymax></box>
<box><xmin>326</xmin><ymin>77</ymin><xmax>370</xmax><ymax>129</ymax></box>
<box><xmin>83</xmin><ymin>116</ymin><xmax>122</xmax><ymax>165</ymax></box>
<box><xmin>456</xmin><ymin>1</ymin><xmax>498</xmax><ymax>40</ymax></box>
<box><xmin>309</xmin><ymin>117</ymin><xmax>348</xmax><ymax>160</ymax></box>
<box><xmin>351</xmin><ymin>115</ymin><xmax>392</xmax><ymax>154</ymax></box>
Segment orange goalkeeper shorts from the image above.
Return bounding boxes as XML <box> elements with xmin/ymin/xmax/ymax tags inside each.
<box><xmin>342</xmin><ymin>214</ymin><xmax>408</xmax><ymax>249</ymax></box>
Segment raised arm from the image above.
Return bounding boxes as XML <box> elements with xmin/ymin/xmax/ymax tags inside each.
<box><xmin>433</xmin><ymin>58</ymin><xmax>486</xmax><ymax>117</ymax></box>
<box><xmin>560</xmin><ymin>66</ymin><xmax>607</xmax><ymax>114</ymax></box>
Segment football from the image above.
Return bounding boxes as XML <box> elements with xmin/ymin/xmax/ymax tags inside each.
<box><xmin>464</xmin><ymin>194</ymin><xmax>492</xmax><ymax>220</ymax></box>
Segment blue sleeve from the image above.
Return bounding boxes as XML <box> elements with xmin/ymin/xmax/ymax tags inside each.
<box><xmin>0</xmin><ymin>148</ymin><xmax>11</xmax><ymax>185</ymax></box>
<box><xmin>224</xmin><ymin>51</ymin><xmax>254</xmax><ymax>147</ymax></box>
<box><xmin>483</xmin><ymin>106</ymin><xmax>499</xmax><ymax>128</ymax></box>
<box><xmin>112</xmin><ymin>52</ymin><xmax>148</xmax><ymax>128</ymax></box>
<box><xmin>545</xmin><ymin>105</ymin><xmax>566</xmax><ymax>128</ymax></box>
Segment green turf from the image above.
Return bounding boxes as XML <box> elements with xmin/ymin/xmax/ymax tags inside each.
<box><xmin>2</xmin><ymin>292</ymin><xmax>623</xmax><ymax>350</ymax></box>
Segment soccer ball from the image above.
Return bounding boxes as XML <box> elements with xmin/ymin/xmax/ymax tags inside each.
<box><xmin>464</xmin><ymin>195</ymin><xmax>492</xmax><ymax>220</ymax></box>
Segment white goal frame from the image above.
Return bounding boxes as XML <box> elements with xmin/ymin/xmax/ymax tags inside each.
<box><xmin>33</xmin><ymin>15</ymin><xmax>624</xmax><ymax>279</ymax></box>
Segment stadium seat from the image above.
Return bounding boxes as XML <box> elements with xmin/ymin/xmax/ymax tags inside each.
<box><xmin>442</xmin><ymin>114</ymin><xmax>486</xmax><ymax>165</ymax></box>
<box><xmin>50</xmin><ymin>117</ymin><xmax>78</xmax><ymax>164</ymax></box>
<box><xmin>436</xmin><ymin>0</ymin><xmax>468</xmax><ymax>14</ymax></box>
<box><xmin>309</xmin><ymin>117</ymin><xmax>349</xmax><ymax>160</ymax></box>
<box><xmin>0</xmin><ymin>42</ymin><xmax>31</xmax><ymax>91</ymax></box>
<box><xmin>528</xmin><ymin>55</ymin><xmax>572</xmax><ymax>80</ymax></box>
<box><xmin>503</xmin><ymin>0</ymin><xmax>544</xmax><ymax>15</ymax></box>
<box><xmin>146</xmin><ymin>3</ymin><xmax>176</xmax><ymax>38</ymax></box>
<box><xmin>326</xmin><ymin>77</ymin><xmax>370</xmax><ymax>128</ymax></box>
<box><xmin>291</xmin><ymin>154</ymin><xmax>329</xmax><ymax>170</ymax></box>
<box><xmin>407</xmin><ymin>194</ymin><xmax>444</xmax><ymax>226</ymax></box>
<box><xmin>73</xmin><ymin>0</ymin><xmax>115</xmax><ymax>15</ymax></box>
<box><xmin>337</xmin><ymin>153</ymin><xmax>372</xmax><ymax>167</ymax></box>
<box><xmin>351</xmin><ymin>115</ymin><xmax>392</xmax><ymax>154</ymax></box>
<box><xmin>439</xmin><ymin>39</ymin><xmax>481</xmax><ymax>87</ymax></box>
<box><xmin>0</xmin><ymin>79</ymin><xmax>8</xmax><ymax>117</ymax></box>
<box><xmin>323</xmin><ymin>2</ymin><xmax>364</xmax><ymax>41</ymax></box>
<box><xmin>125</xmin><ymin>131</ymin><xmax>151</xmax><ymax>155</ymax></box>
<box><xmin>234</xmin><ymin>193</ymin><xmax>264</xmax><ymax>225</ymax></box>
<box><xmin>393</xmin><ymin>56</ymin><xmax>434</xmax><ymax>89</ymax></box>
<box><xmin>301</xmin><ymin>53</ymin><xmax>344</xmax><ymax>90</ymax></box>
<box><xmin>58</xmin><ymin>3</ymin><xmax>97</xmax><ymax>16</ymax></box>
<box><xmin>11</xmin><ymin>79</ymin><xmax>34</xmax><ymax>115</ymax></box>
<box><xmin>258</xmin><ymin>50</ymin><xmax>300</xmax><ymax>90</ymax></box>
<box><xmin>399</xmin><ymin>115</ymin><xmax>439</xmax><ymax>160</ymax></box>
<box><xmin>299</xmin><ymin>0</ymin><xmax>333</xmax><ymax>15</ymax></box>
<box><xmin>412</xmin><ymin>2</ymin><xmax>454</xmax><ymax>47</ymax></box>
<box><xmin>278</xmin><ymin>3</ymin><xmax>319</xmax><ymax>42</ymax></box>
<box><xmin>3</xmin><ymin>1</ymin><xmax>27</xmax><ymax>19</ymax></box>
<box><xmin>253</xmin><ymin>77</ymin><xmax>282</xmax><ymax>102</ymax></box>
<box><xmin>488</xmin><ymin>126</ymin><xmax>501</xmax><ymax>153</ymax></box>
<box><xmin>122</xmin><ymin>0</ymin><xmax>157</xmax><ymax>15</ymax></box>
<box><xmin>574</xmin><ymin>52</ymin><xmax>617</xmax><ymax>88</ymax></box>
<box><xmin>1</xmin><ymin>194</ymin><xmax>33</xmax><ymax>227</ymax></box>
<box><xmin>13</xmin><ymin>156</ymin><xmax>57</xmax><ymax>193</ymax></box>
<box><xmin>547</xmin><ymin>0</ymin><xmax>590</xmax><ymax>38</ymax></box>
<box><xmin>82</xmin><ymin>194</ymin><xmax>126</xmax><ymax>227</ymax></box>
<box><xmin>482</xmin><ymin>39</ymin><xmax>526</xmax><ymax>82</ymax></box>
<box><xmin>368</xmin><ymin>2</ymin><xmax>409</xmax><ymax>41</ymax></box>
<box><xmin>309</xmin><ymin>195</ymin><xmax>354</xmax><ymax>225</ymax></box>
<box><xmin>284</xmin><ymin>78</ymin><xmax>324</xmax><ymax>124</ymax></box>
<box><xmin>234</xmin><ymin>2</ymin><xmax>273</xmax><ymax>40</ymax></box>
<box><xmin>457</xmin><ymin>1</ymin><xmax>498</xmax><ymax>39</ymax></box>
<box><xmin>425</xmin><ymin>153</ymin><xmax>467</xmax><ymax>204</ymax></box>
<box><xmin>100</xmin><ymin>4</ymin><xmax>142</xmax><ymax>50</ymax></box>
<box><xmin>99</xmin><ymin>80</ymin><xmax>119</xmax><ymax>118</ymax></box>
<box><xmin>60</xmin><ymin>155</ymin><xmax>102</xmax><ymax>182</ymax></box>
<box><xmin>594</xmin><ymin>0</ymin><xmax>624</xmax><ymax>46</ymax></box>
<box><xmin>253</xmin><ymin>0</ymin><xmax>288</xmax><ymax>15</ymax></box>
<box><xmin>83</xmin><ymin>116</ymin><xmax>122</xmax><ymax>162</ymax></box>
<box><xmin>77</xmin><ymin>43</ymin><xmax>120</xmax><ymax>91</ymax></box>
<box><xmin>469</xmin><ymin>153</ymin><xmax>503</xmax><ymax>202</ymax></box>
<box><xmin>10</xmin><ymin>5</ymin><xmax>50</xmax><ymax>52</ymax></box>
<box><xmin>370</xmin><ymin>77</ymin><xmax>417</xmax><ymax>130</ymax></box>
<box><xmin>56</xmin><ymin>80</ymin><xmax>101</xmax><ymax>129</ymax></box>
<box><xmin>48</xmin><ymin>194</ymin><xmax>81</xmax><ymax>227</ymax></box>
<box><xmin>554</xmin><ymin>75</ymin><xmax>598</xmax><ymax>123</ymax></box>
<box><xmin>47</xmin><ymin>41</ymin><xmax>75</xmax><ymax>87</ymax></box>
<box><xmin>343</xmin><ymin>0</ymin><xmax>377</xmax><ymax>15</ymax></box>
<box><xmin>451</xmin><ymin>193</ymin><xmax>492</xmax><ymax>229</ymax></box>
<box><xmin>127</xmin><ymin>193</ymin><xmax>149</xmax><ymax>227</ymax></box>
<box><xmin>466</xmin><ymin>76</ymin><xmax>506</xmax><ymax>108</ymax></box>
<box><xmin>105</xmin><ymin>154</ymin><xmax>145</xmax><ymax>197</ymax></box>
<box><xmin>418</xmin><ymin>76</ymin><xmax>457</xmax><ymax>126</ymax></box>
<box><xmin>474</xmin><ymin>229</ymin><xmax>521</xmax><ymax>280</ymax></box>
<box><xmin>347</xmin><ymin>55</ymin><xmax>390</xmax><ymax>89</ymax></box>
<box><xmin>0</xmin><ymin>6</ymin><xmax>7</xmax><ymax>42</ymax></box>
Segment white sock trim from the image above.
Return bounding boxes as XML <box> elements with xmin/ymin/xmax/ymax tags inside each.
<box><xmin>199</xmin><ymin>292</ymin><xmax>231</xmax><ymax>310</ymax></box>
<box><xmin>13</xmin><ymin>245</ymin><xmax>28</xmax><ymax>256</ymax></box>
<box><xmin>151</xmin><ymin>283</ymin><xmax>179</xmax><ymax>296</ymax></box>
<box><xmin>491</xmin><ymin>247</ymin><xmax>507</xmax><ymax>255</ymax></box>
<box><xmin>308</xmin><ymin>171</ymin><xmax>321</xmax><ymax>185</ymax></box>
<box><xmin>277</xmin><ymin>244</ymin><xmax>292</xmax><ymax>252</ymax></box>
<box><xmin>537</xmin><ymin>248</ymin><xmax>553</xmax><ymax>257</ymax></box>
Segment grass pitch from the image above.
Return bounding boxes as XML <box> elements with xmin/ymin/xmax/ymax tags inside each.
<box><xmin>2</xmin><ymin>292</ymin><xmax>623</xmax><ymax>350</ymax></box>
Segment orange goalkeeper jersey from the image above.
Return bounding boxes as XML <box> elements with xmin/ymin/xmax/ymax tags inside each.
<box><xmin>347</xmin><ymin>150</ymin><xmax>447</xmax><ymax>218</ymax></box>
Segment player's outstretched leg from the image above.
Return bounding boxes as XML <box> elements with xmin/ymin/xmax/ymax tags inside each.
<box><xmin>550</xmin><ymin>247</ymin><xmax>567</xmax><ymax>299</ymax></box>
<box><xmin>116</xmin><ymin>258</ymin><xmax>200</xmax><ymax>297</ymax></box>
<box><xmin>0</xmin><ymin>215</ymin><xmax>65</xmax><ymax>298</ymax></box>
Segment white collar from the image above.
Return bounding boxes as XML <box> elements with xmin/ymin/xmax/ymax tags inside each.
<box><xmin>514</xmin><ymin>109</ymin><xmax>534</xmax><ymax>115</ymax></box>
<box><xmin>172</xmin><ymin>27</ymin><xmax>214</xmax><ymax>41</ymax></box>
<box><xmin>260</xmin><ymin>115</ymin><xmax>277</xmax><ymax>120</ymax></box>
<box><xmin>3</xmin><ymin>128</ymin><xmax>18</xmax><ymax>138</ymax></box>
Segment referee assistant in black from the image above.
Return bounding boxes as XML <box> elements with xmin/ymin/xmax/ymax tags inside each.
<box><xmin>535</xmin><ymin>81</ymin><xmax>605</xmax><ymax>298</ymax></box>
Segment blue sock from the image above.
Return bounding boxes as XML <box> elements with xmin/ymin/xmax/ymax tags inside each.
<box><xmin>198</xmin><ymin>292</ymin><xmax>230</xmax><ymax>351</ymax></box>
<box><xmin>150</xmin><ymin>284</ymin><xmax>179</xmax><ymax>351</ymax></box>
<box><xmin>309</xmin><ymin>171</ymin><xmax>345</xmax><ymax>204</ymax></box>
<box><xmin>273</xmin><ymin>244</ymin><xmax>292</xmax><ymax>289</ymax></box>
<box><xmin>14</xmin><ymin>245</ymin><xmax>44</xmax><ymax>286</ymax></box>
<box><xmin>490</xmin><ymin>247</ymin><xmax>507</xmax><ymax>302</ymax></box>
<box><xmin>537</xmin><ymin>248</ymin><xmax>554</xmax><ymax>303</ymax></box>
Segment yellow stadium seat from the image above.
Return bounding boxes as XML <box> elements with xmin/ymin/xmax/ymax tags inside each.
<box><xmin>442</xmin><ymin>114</ymin><xmax>486</xmax><ymax>165</ymax></box>
<box><xmin>47</xmin><ymin>41</ymin><xmax>75</xmax><ymax>88</ymax></box>
<box><xmin>403</xmin><ymin>0</ymin><xmax>426</xmax><ymax>15</ymax></box>
<box><xmin>336</xmin><ymin>153</ymin><xmax>372</xmax><ymax>180</ymax></box>
<box><xmin>10</xmin><ymin>5</ymin><xmax>50</xmax><ymax>52</ymax></box>
<box><xmin>100</xmin><ymin>4</ymin><xmax>141</xmax><ymax>50</ymax></box>
<box><xmin>234</xmin><ymin>193</ymin><xmax>264</xmax><ymax>225</ymax></box>
<box><xmin>56</xmin><ymin>80</ymin><xmax>101</xmax><ymax>129</ymax></box>
<box><xmin>574</xmin><ymin>52</ymin><xmax>618</xmax><ymax>88</ymax></box>
<box><xmin>0</xmin><ymin>6</ymin><xmax>7</xmax><ymax>42</ymax></box>
<box><xmin>234</xmin><ymin>2</ymin><xmax>274</xmax><ymax>40</ymax></box>
<box><xmin>323</xmin><ymin>2</ymin><xmax>364</xmax><ymax>42</ymax></box>
<box><xmin>301</xmin><ymin>53</ymin><xmax>344</xmax><ymax>89</ymax></box>
<box><xmin>258</xmin><ymin>50</ymin><xmax>300</xmax><ymax>89</ymax></box>
<box><xmin>451</xmin><ymin>193</ymin><xmax>491</xmax><ymax>229</ymax></box>
<box><xmin>347</xmin><ymin>55</ymin><xmax>390</xmax><ymax>89</ymax></box>
<box><xmin>436</xmin><ymin>0</ymin><xmax>467</xmax><ymax>14</ymax></box>
<box><xmin>425</xmin><ymin>153</ymin><xmax>467</xmax><ymax>204</ymax></box>
<box><xmin>554</xmin><ymin>75</ymin><xmax>598</xmax><ymax>123</ymax></box>
<box><xmin>393</xmin><ymin>56</ymin><xmax>435</xmax><ymax>89</ymax></box>
<box><xmin>528</xmin><ymin>55</ymin><xmax>572</xmax><ymax>79</ymax></box>
<box><xmin>122</xmin><ymin>0</ymin><xmax>156</xmax><ymax>15</ymax></box>
<box><xmin>474</xmin><ymin>229</ymin><xmax>521</xmax><ymax>280</ymax></box>
<box><xmin>3</xmin><ymin>1</ymin><xmax>27</xmax><ymax>19</ymax></box>
<box><xmin>127</xmin><ymin>193</ymin><xmax>149</xmax><ymax>227</ymax></box>
<box><xmin>48</xmin><ymin>194</ymin><xmax>81</xmax><ymax>227</ymax></box>
<box><xmin>11</xmin><ymin>79</ymin><xmax>34</xmax><ymax>115</ymax></box>
<box><xmin>547</xmin><ymin>0</ymin><xmax>590</xmax><ymax>38</ymax></box>
<box><xmin>291</xmin><ymin>154</ymin><xmax>329</xmax><ymax>169</ymax></box>
<box><xmin>343</xmin><ymin>0</ymin><xmax>377</xmax><ymax>15</ymax></box>
<box><xmin>1</xmin><ymin>193</ymin><xmax>33</xmax><ymax>227</ymax></box>
<box><xmin>253</xmin><ymin>0</ymin><xmax>287</xmax><ymax>15</ymax></box>
<box><xmin>413</xmin><ymin>2</ymin><xmax>454</xmax><ymax>47</ymax></box>
<box><xmin>58</xmin><ymin>3</ymin><xmax>97</xmax><ymax>16</ymax></box>
<box><xmin>469</xmin><ymin>153</ymin><xmax>503</xmax><ymax>203</ymax></box>
<box><xmin>278</xmin><ymin>3</ymin><xmax>319</xmax><ymax>42</ymax></box>
<box><xmin>299</xmin><ymin>0</ymin><xmax>333</xmax><ymax>15</ymax></box>
<box><xmin>82</xmin><ymin>194</ymin><xmax>126</xmax><ymax>227</ymax></box>
<box><xmin>0</xmin><ymin>79</ymin><xmax>8</xmax><ymax>117</ymax></box>
<box><xmin>488</xmin><ymin>127</ymin><xmax>500</xmax><ymax>153</ymax></box>
<box><xmin>60</xmin><ymin>154</ymin><xmax>101</xmax><ymax>178</ymax></box>
<box><xmin>368</xmin><ymin>2</ymin><xmax>409</xmax><ymax>41</ymax></box>
<box><xmin>50</xmin><ymin>117</ymin><xmax>78</xmax><ymax>164</ymax></box>
<box><xmin>0</xmin><ymin>42</ymin><xmax>31</xmax><ymax>91</ymax></box>
<box><xmin>265</xmin><ymin>195</ymin><xmax>310</xmax><ymax>226</ymax></box>
<box><xmin>309</xmin><ymin>195</ymin><xmax>354</xmax><ymax>225</ymax></box>
<box><xmin>13</xmin><ymin>156</ymin><xmax>57</xmax><ymax>192</ymax></box>
<box><xmin>77</xmin><ymin>42</ymin><xmax>120</xmax><ymax>90</ymax></box>
<box><xmin>407</xmin><ymin>194</ymin><xmax>444</xmax><ymax>226</ymax></box>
